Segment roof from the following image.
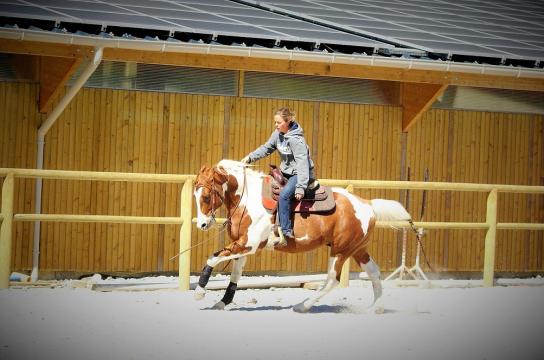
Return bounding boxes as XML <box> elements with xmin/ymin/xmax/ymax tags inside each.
<box><xmin>1</xmin><ymin>0</ymin><xmax>543</xmax><ymax>68</ymax></box>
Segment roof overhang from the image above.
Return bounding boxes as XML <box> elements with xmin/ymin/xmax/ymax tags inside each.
<box><xmin>1</xmin><ymin>28</ymin><xmax>543</xmax><ymax>92</ymax></box>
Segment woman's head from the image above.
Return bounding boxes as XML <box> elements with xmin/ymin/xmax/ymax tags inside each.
<box><xmin>274</xmin><ymin>107</ymin><xmax>295</xmax><ymax>134</ymax></box>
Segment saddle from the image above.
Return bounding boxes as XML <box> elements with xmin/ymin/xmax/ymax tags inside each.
<box><xmin>261</xmin><ymin>165</ymin><xmax>336</xmax><ymax>214</ymax></box>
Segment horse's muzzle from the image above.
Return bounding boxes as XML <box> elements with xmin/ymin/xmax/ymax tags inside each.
<box><xmin>197</xmin><ymin>216</ymin><xmax>215</xmax><ymax>231</ymax></box>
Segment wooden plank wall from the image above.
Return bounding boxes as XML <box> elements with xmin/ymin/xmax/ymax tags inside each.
<box><xmin>0</xmin><ymin>82</ymin><xmax>39</xmax><ymax>272</ymax></box>
<box><xmin>1</xmin><ymin>82</ymin><xmax>543</xmax><ymax>275</ymax></box>
<box><xmin>406</xmin><ymin>110</ymin><xmax>544</xmax><ymax>273</ymax></box>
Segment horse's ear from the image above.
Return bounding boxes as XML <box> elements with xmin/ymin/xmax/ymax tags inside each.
<box><xmin>213</xmin><ymin>166</ymin><xmax>229</xmax><ymax>183</ymax></box>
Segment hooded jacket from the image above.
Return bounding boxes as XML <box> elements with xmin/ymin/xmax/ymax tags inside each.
<box><xmin>248</xmin><ymin>121</ymin><xmax>315</xmax><ymax>196</ymax></box>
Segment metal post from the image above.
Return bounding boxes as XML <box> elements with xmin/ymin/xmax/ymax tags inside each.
<box><xmin>483</xmin><ymin>189</ymin><xmax>498</xmax><ymax>287</ymax></box>
<box><xmin>0</xmin><ymin>173</ymin><xmax>15</xmax><ymax>288</ymax></box>
<box><xmin>178</xmin><ymin>179</ymin><xmax>194</xmax><ymax>291</ymax></box>
<box><xmin>31</xmin><ymin>47</ymin><xmax>104</xmax><ymax>282</ymax></box>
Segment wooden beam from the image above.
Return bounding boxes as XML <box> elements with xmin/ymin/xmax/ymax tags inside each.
<box><xmin>39</xmin><ymin>56</ymin><xmax>82</xmax><ymax>113</ymax></box>
<box><xmin>1</xmin><ymin>39</ymin><xmax>543</xmax><ymax>91</ymax></box>
<box><xmin>401</xmin><ymin>83</ymin><xmax>448</xmax><ymax>132</ymax></box>
<box><xmin>104</xmin><ymin>49</ymin><xmax>544</xmax><ymax>92</ymax></box>
<box><xmin>0</xmin><ymin>38</ymin><xmax>94</xmax><ymax>59</ymax></box>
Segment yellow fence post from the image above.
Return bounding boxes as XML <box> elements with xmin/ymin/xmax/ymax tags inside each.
<box><xmin>339</xmin><ymin>184</ymin><xmax>354</xmax><ymax>288</ymax></box>
<box><xmin>178</xmin><ymin>179</ymin><xmax>194</xmax><ymax>291</ymax></box>
<box><xmin>483</xmin><ymin>189</ymin><xmax>498</xmax><ymax>287</ymax></box>
<box><xmin>0</xmin><ymin>173</ymin><xmax>15</xmax><ymax>288</ymax></box>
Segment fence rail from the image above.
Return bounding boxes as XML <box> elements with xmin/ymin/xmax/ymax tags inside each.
<box><xmin>0</xmin><ymin>168</ymin><xmax>195</xmax><ymax>290</ymax></box>
<box><xmin>1</xmin><ymin>168</ymin><xmax>543</xmax><ymax>290</ymax></box>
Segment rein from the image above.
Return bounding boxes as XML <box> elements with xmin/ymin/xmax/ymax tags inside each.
<box><xmin>169</xmin><ymin>166</ymin><xmax>248</xmax><ymax>262</ymax></box>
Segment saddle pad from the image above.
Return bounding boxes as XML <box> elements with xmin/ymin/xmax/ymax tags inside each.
<box><xmin>261</xmin><ymin>175</ymin><xmax>336</xmax><ymax>214</ymax></box>
<box><xmin>294</xmin><ymin>186</ymin><xmax>336</xmax><ymax>213</ymax></box>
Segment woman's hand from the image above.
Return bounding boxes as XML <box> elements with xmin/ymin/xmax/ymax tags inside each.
<box><xmin>295</xmin><ymin>193</ymin><xmax>303</xmax><ymax>201</ymax></box>
<box><xmin>241</xmin><ymin>156</ymin><xmax>251</xmax><ymax>164</ymax></box>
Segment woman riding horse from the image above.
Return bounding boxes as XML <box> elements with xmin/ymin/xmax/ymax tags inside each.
<box><xmin>193</xmin><ymin>160</ymin><xmax>417</xmax><ymax>313</ymax></box>
<box><xmin>241</xmin><ymin>107</ymin><xmax>313</xmax><ymax>246</ymax></box>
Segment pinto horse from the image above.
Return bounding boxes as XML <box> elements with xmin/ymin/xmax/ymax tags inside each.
<box><xmin>193</xmin><ymin>160</ymin><xmax>414</xmax><ymax>313</ymax></box>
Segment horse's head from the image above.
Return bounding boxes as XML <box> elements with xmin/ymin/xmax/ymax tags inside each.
<box><xmin>194</xmin><ymin>165</ymin><xmax>229</xmax><ymax>230</ymax></box>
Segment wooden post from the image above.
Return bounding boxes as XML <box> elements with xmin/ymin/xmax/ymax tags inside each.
<box><xmin>0</xmin><ymin>173</ymin><xmax>15</xmax><ymax>288</ymax></box>
<box><xmin>178</xmin><ymin>179</ymin><xmax>194</xmax><ymax>291</ymax></box>
<box><xmin>339</xmin><ymin>184</ymin><xmax>354</xmax><ymax>288</ymax></box>
<box><xmin>483</xmin><ymin>189</ymin><xmax>498</xmax><ymax>287</ymax></box>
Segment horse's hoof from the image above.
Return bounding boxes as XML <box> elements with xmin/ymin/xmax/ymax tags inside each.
<box><xmin>369</xmin><ymin>298</ymin><xmax>384</xmax><ymax>314</ymax></box>
<box><xmin>293</xmin><ymin>302</ymin><xmax>310</xmax><ymax>313</ymax></box>
<box><xmin>211</xmin><ymin>301</ymin><xmax>226</xmax><ymax>310</ymax></box>
<box><xmin>194</xmin><ymin>286</ymin><xmax>206</xmax><ymax>300</ymax></box>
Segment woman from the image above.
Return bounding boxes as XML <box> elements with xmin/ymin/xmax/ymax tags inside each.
<box><xmin>241</xmin><ymin>107</ymin><xmax>315</xmax><ymax>245</ymax></box>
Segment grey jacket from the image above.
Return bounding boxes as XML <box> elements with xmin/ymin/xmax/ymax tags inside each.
<box><xmin>248</xmin><ymin>122</ymin><xmax>314</xmax><ymax>196</ymax></box>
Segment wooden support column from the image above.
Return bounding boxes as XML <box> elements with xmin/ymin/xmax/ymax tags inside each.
<box><xmin>178</xmin><ymin>179</ymin><xmax>194</xmax><ymax>291</ymax></box>
<box><xmin>39</xmin><ymin>55</ymin><xmax>82</xmax><ymax>113</ymax></box>
<box><xmin>401</xmin><ymin>83</ymin><xmax>448</xmax><ymax>132</ymax></box>
<box><xmin>0</xmin><ymin>174</ymin><xmax>15</xmax><ymax>289</ymax></box>
<box><xmin>483</xmin><ymin>189</ymin><xmax>498</xmax><ymax>287</ymax></box>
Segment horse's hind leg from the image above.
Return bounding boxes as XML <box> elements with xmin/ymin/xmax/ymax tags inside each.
<box><xmin>293</xmin><ymin>255</ymin><xmax>346</xmax><ymax>313</ymax></box>
<box><xmin>352</xmin><ymin>249</ymin><xmax>384</xmax><ymax>313</ymax></box>
<box><xmin>211</xmin><ymin>256</ymin><xmax>247</xmax><ymax>310</ymax></box>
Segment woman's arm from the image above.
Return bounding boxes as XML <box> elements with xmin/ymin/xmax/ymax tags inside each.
<box><xmin>289</xmin><ymin>137</ymin><xmax>311</xmax><ymax>196</ymax></box>
<box><xmin>246</xmin><ymin>131</ymin><xmax>278</xmax><ymax>163</ymax></box>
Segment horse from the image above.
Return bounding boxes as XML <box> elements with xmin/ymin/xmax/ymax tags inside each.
<box><xmin>193</xmin><ymin>159</ymin><xmax>415</xmax><ymax>313</ymax></box>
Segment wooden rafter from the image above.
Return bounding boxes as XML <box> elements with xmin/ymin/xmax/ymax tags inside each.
<box><xmin>1</xmin><ymin>39</ymin><xmax>543</xmax><ymax>92</ymax></box>
<box><xmin>401</xmin><ymin>83</ymin><xmax>448</xmax><ymax>132</ymax></box>
<box><xmin>39</xmin><ymin>56</ymin><xmax>82</xmax><ymax>113</ymax></box>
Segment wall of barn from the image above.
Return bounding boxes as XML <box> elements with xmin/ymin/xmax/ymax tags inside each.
<box><xmin>1</xmin><ymin>81</ymin><xmax>543</xmax><ymax>277</ymax></box>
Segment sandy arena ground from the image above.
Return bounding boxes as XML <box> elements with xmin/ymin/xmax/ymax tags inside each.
<box><xmin>1</xmin><ymin>275</ymin><xmax>543</xmax><ymax>360</ymax></box>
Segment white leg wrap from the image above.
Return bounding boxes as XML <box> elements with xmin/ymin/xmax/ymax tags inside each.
<box><xmin>361</xmin><ymin>257</ymin><xmax>383</xmax><ymax>307</ymax></box>
<box><xmin>362</xmin><ymin>257</ymin><xmax>381</xmax><ymax>280</ymax></box>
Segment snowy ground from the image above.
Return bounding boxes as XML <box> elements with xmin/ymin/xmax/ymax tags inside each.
<box><xmin>1</xmin><ymin>275</ymin><xmax>544</xmax><ymax>360</ymax></box>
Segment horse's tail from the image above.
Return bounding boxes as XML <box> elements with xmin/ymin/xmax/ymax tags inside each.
<box><xmin>370</xmin><ymin>199</ymin><xmax>411</xmax><ymax>221</ymax></box>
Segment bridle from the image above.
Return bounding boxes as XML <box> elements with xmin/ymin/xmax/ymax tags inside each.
<box><xmin>170</xmin><ymin>165</ymin><xmax>248</xmax><ymax>262</ymax></box>
<box><xmin>195</xmin><ymin>174</ymin><xmax>225</xmax><ymax>223</ymax></box>
<box><xmin>195</xmin><ymin>165</ymin><xmax>248</xmax><ymax>229</ymax></box>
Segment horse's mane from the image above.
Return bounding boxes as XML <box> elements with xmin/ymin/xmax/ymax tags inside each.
<box><xmin>217</xmin><ymin>159</ymin><xmax>264</xmax><ymax>178</ymax></box>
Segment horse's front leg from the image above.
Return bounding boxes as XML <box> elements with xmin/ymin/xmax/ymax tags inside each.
<box><xmin>193</xmin><ymin>240</ymin><xmax>254</xmax><ymax>301</ymax></box>
<box><xmin>210</xmin><ymin>256</ymin><xmax>247</xmax><ymax>310</ymax></box>
<box><xmin>195</xmin><ymin>217</ymin><xmax>271</xmax><ymax>305</ymax></box>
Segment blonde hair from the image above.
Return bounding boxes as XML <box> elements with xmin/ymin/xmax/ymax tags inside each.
<box><xmin>275</xmin><ymin>107</ymin><xmax>295</xmax><ymax>123</ymax></box>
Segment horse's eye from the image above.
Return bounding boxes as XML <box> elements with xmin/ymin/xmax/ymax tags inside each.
<box><xmin>202</xmin><ymin>195</ymin><xmax>210</xmax><ymax>204</ymax></box>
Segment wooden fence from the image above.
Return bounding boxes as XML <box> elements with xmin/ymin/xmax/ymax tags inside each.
<box><xmin>1</xmin><ymin>82</ymin><xmax>543</xmax><ymax>275</ymax></box>
<box><xmin>1</xmin><ymin>167</ymin><xmax>543</xmax><ymax>289</ymax></box>
<box><xmin>0</xmin><ymin>168</ymin><xmax>194</xmax><ymax>290</ymax></box>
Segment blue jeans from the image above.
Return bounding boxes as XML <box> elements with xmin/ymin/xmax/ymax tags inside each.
<box><xmin>279</xmin><ymin>175</ymin><xmax>298</xmax><ymax>237</ymax></box>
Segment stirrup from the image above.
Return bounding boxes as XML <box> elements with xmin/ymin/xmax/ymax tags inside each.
<box><xmin>276</xmin><ymin>228</ymin><xmax>288</xmax><ymax>247</ymax></box>
<box><xmin>268</xmin><ymin>225</ymin><xmax>287</xmax><ymax>247</ymax></box>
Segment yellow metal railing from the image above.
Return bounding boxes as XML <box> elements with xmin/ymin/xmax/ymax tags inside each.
<box><xmin>1</xmin><ymin>168</ymin><xmax>543</xmax><ymax>289</ymax></box>
<box><xmin>0</xmin><ymin>168</ymin><xmax>195</xmax><ymax>290</ymax></box>
<box><xmin>206</xmin><ymin>178</ymin><xmax>544</xmax><ymax>288</ymax></box>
